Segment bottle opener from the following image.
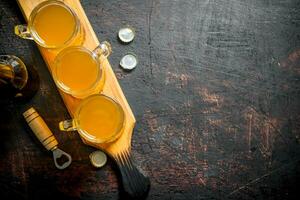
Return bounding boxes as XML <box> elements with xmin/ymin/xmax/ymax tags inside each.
<box><xmin>23</xmin><ymin>107</ymin><xmax>72</xmax><ymax>169</ymax></box>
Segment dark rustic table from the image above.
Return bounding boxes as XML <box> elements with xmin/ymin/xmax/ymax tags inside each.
<box><xmin>1</xmin><ymin>0</ymin><xmax>300</xmax><ymax>199</ymax></box>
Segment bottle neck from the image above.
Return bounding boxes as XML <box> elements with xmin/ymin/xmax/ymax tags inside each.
<box><xmin>0</xmin><ymin>63</ymin><xmax>14</xmax><ymax>86</ymax></box>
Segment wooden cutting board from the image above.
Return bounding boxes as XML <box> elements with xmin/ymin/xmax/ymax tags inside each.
<box><xmin>16</xmin><ymin>0</ymin><xmax>135</xmax><ymax>155</ymax></box>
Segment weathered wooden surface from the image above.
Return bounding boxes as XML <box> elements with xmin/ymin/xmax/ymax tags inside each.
<box><xmin>1</xmin><ymin>0</ymin><xmax>300</xmax><ymax>199</ymax></box>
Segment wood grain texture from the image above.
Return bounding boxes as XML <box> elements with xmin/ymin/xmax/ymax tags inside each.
<box><xmin>1</xmin><ymin>0</ymin><xmax>300</xmax><ymax>199</ymax></box>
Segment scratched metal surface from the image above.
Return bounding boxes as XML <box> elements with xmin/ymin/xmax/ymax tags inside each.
<box><xmin>1</xmin><ymin>0</ymin><xmax>300</xmax><ymax>199</ymax></box>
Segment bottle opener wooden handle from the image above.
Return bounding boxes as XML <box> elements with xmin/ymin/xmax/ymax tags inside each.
<box><xmin>23</xmin><ymin>107</ymin><xmax>72</xmax><ymax>169</ymax></box>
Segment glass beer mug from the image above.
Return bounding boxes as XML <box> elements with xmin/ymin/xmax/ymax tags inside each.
<box><xmin>59</xmin><ymin>94</ymin><xmax>125</xmax><ymax>144</ymax></box>
<box><xmin>15</xmin><ymin>0</ymin><xmax>84</xmax><ymax>49</ymax></box>
<box><xmin>52</xmin><ymin>41</ymin><xmax>112</xmax><ymax>99</ymax></box>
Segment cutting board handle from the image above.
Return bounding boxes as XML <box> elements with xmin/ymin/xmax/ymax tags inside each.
<box><xmin>114</xmin><ymin>150</ymin><xmax>150</xmax><ymax>198</ymax></box>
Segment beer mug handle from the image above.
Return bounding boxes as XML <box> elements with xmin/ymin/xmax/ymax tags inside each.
<box><xmin>92</xmin><ymin>41</ymin><xmax>112</xmax><ymax>58</ymax></box>
<box><xmin>14</xmin><ymin>25</ymin><xmax>34</xmax><ymax>40</ymax></box>
<box><xmin>59</xmin><ymin>119</ymin><xmax>77</xmax><ymax>131</ymax></box>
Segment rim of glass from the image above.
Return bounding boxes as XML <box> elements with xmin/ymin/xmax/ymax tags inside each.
<box><xmin>75</xmin><ymin>94</ymin><xmax>125</xmax><ymax>144</ymax></box>
<box><xmin>53</xmin><ymin>46</ymin><xmax>103</xmax><ymax>97</ymax></box>
<box><xmin>28</xmin><ymin>0</ymin><xmax>80</xmax><ymax>49</ymax></box>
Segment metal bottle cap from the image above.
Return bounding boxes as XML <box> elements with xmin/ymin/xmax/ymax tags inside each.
<box><xmin>118</xmin><ymin>27</ymin><xmax>135</xmax><ymax>43</ymax></box>
<box><xmin>120</xmin><ymin>53</ymin><xmax>138</xmax><ymax>70</ymax></box>
<box><xmin>89</xmin><ymin>150</ymin><xmax>107</xmax><ymax>168</ymax></box>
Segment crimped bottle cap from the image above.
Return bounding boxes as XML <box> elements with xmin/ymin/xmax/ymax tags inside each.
<box><xmin>89</xmin><ymin>150</ymin><xmax>107</xmax><ymax>168</ymax></box>
<box><xmin>118</xmin><ymin>26</ymin><xmax>135</xmax><ymax>43</ymax></box>
<box><xmin>120</xmin><ymin>53</ymin><xmax>138</xmax><ymax>70</ymax></box>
